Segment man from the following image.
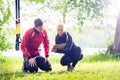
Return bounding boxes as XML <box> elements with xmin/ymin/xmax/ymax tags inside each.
<box><xmin>21</xmin><ymin>18</ymin><xmax>52</xmax><ymax>73</ymax></box>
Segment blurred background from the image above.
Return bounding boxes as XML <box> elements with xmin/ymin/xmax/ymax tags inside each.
<box><xmin>0</xmin><ymin>0</ymin><xmax>120</xmax><ymax>56</ymax></box>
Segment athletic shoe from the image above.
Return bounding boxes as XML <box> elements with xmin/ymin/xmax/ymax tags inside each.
<box><xmin>67</xmin><ymin>65</ymin><xmax>74</xmax><ymax>72</ymax></box>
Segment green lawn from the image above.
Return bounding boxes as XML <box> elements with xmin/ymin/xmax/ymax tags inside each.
<box><xmin>0</xmin><ymin>53</ymin><xmax>120</xmax><ymax>80</ymax></box>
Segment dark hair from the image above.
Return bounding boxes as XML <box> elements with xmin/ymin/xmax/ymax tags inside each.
<box><xmin>34</xmin><ymin>18</ymin><xmax>43</xmax><ymax>27</ymax></box>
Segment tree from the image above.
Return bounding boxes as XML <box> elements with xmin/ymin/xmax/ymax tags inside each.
<box><xmin>0</xmin><ymin>0</ymin><xmax>12</xmax><ymax>51</ymax></box>
<box><xmin>27</xmin><ymin>0</ymin><xmax>110</xmax><ymax>27</ymax></box>
<box><xmin>61</xmin><ymin>0</ymin><xmax>106</xmax><ymax>25</ymax></box>
<box><xmin>106</xmin><ymin>11</ymin><xmax>120</xmax><ymax>53</ymax></box>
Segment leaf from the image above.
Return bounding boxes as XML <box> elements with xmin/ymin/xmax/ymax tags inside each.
<box><xmin>27</xmin><ymin>0</ymin><xmax>45</xmax><ymax>4</ymax></box>
<box><xmin>0</xmin><ymin>0</ymin><xmax>12</xmax><ymax>51</ymax></box>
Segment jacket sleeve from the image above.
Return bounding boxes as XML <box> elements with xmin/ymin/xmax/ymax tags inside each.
<box><xmin>21</xmin><ymin>31</ymin><xmax>31</xmax><ymax>59</ymax></box>
<box><xmin>64</xmin><ymin>32</ymin><xmax>73</xmax><ymax>51</ymax></box>
<box><xmin>55</xmin><ymin>32</ymin><xmax>73</xmax><ymax>53</ymax></box>
<box><xmin>42</xmin><ymin>30</ymin><xmax>50</xmax><ymax>58</ymax></box>
<box><xmin>56</xmin><ymin>49</ymin><xmax>66</xmax><ymax>53</ymax></box>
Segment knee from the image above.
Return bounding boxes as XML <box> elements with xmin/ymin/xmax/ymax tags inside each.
<box><xmin>28</xmin><ymin>65</ymin><xmax>38</xmax><ymax>73</ymax></box>
<box><xmin>35</xmin><ymin>56</ymin><xmax>45</xmax><ymax>64</ymax></box>
<box><xmin>35</xmin><ymin>56</ymin><xmax>52</xmax><ymax>72</ymax></box>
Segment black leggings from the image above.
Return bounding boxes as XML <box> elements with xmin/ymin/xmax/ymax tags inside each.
<box><xmin>23</xmin><ymin>56</ymin><xmax>52</xmax><ymax>73</ymax></box>
<box><xmin>60</xmin><ymin>47</ymin><xmax>81</xmax><ymax>67</ymax></box>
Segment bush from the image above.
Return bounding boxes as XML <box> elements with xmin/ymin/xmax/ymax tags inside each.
<box><xmin>0</xmin><ymin>0</ymin><xmax>12</xmax><ymax>51</ymax></box>
<box><xmin>0</xmin><ymin>27</ymin><xmax>12</xmax><ymax>51</ymax></box>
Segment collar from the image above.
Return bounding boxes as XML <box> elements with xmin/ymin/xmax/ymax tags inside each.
<box><xmin>34</xmin><ymin>28</ymin><xmax>40</xmax><ymax>34</ymax></box>
<box><xmin>57</xmin><ymin>32</ymin><xmax>66</xmax><ymax>38</ymax></box>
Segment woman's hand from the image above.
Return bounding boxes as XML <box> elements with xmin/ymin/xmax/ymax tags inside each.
<box><xmin>51</xmin><ymin>43</ymin><xmax>66</xmax><ymax>52</ymax></box>
<box><xmin>56</xmin><ymin>43</ymin><xmax>66</xmax><ymax>49</ymax></box>
<box><xmin>51</xmin><ymin>45</ymin><xmax>57</xmax><ymax>52</ymax></box>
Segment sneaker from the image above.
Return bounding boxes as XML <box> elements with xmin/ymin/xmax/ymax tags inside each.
<box><xmin>67</xmin><ymin>65</ymin><xmax>74</xmax><ymax>72</ymax></box>
<box><xmin>22</xmin><ymin>65</ymin><xmax>28</xmax><ymax>72</ymax></box>
<box><xmin>22</xmin><ymin>68</ymin><xmax>28</xmax><ymax>72</ymax></box>
<box><xmin>22</xmin><ymin>60</ymin><xmax>29</xmax><ymax>72</ymax></box>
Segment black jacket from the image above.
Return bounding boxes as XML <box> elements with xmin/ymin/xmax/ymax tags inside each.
<box><xmin>55</xmin><ymin>32</ymin><xmax>77</xmax><ymax>54</ymax></box>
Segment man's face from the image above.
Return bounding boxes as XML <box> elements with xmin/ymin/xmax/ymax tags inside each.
<box><xmin>36</xmin><ymin>25</ymin><xmax>43</xmax><ymax>32</ymax></box>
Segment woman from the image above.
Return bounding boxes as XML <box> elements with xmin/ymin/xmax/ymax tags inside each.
<box><xmin>52</xmin><ymin>24</ymin><xmax>83</xmax><ymax>71</ymax></box>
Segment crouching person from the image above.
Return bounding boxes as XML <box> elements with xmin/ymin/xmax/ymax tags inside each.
<box><xmin>21</xmin><ymin>18</ymin><xmax>52</xmax><ymax>73</ymax></box>
<box><xmin>51</xmin><ymin>24</ymin><xmax>83</xmax><ymax>71</ymax></box>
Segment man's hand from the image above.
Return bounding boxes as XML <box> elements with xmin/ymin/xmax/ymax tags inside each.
<box><xmin>29</xmin><ymin>58</ymin><xmax>36</xmax><ymax>67</ymax></box>
<box><xmin>45</xmin><ymin>57</ymin><xmax>51</xmax><ymax>65</ymax></box>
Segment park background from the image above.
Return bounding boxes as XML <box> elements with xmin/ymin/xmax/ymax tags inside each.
<box><xmin>0</xmin><ymin>0</ymin><xmax>120</xmax><ymax>80</ymax></box>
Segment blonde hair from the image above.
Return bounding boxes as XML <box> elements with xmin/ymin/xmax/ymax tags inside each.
<box><xmin>57</xmin><ymin>23</ymin><xmax>67</xmax><ymax>31</ymax></box>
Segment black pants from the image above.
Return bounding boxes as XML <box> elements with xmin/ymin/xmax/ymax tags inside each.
<box><xmin>23</xmin><ymin>55</ymin><xmax>52</xmax><ymax>73</ymax></box>
<box><xmin>60</xmin><ymin>47</ymin><xmax>82</xmax><ymax>67</ymax></box>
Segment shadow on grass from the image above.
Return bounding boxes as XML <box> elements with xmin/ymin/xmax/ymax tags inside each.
<box><xmin>0</xmin><ymin>70</ymin><xmax>72</xmax><ymax>80</ymax></box>
<box><xmin>0</xmin><ymin>71</ymin><xmax>46</xmax><ymax>80</ymax></box>
<box><xmin>0</xmin><ymin>71</ymin><xmax>26</xmax><ymax>79</ymax></box>
<box><xmin>50</xmin><ymin>70</ymin><xmax>67</xmax><ymax>74</ymax></box>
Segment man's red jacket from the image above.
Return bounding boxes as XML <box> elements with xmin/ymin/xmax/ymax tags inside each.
<box><xmin>21</xmin><ymin>28</ymin><xmax>49</xmax><ymax>59</ymax></box>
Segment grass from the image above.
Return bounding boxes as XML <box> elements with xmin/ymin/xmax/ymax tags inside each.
<box><xmin>0</xmin><ymin>53</ymin><xmax>120</xmax><ymax>80</ymax></box>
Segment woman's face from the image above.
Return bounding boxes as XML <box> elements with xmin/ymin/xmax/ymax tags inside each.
<box><xmin>57</xmin><ymin>25</ymin><xmax>64</xmax><ymax>36</ymax></box>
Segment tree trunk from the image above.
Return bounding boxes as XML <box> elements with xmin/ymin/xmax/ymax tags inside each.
<box><xmin>107</xmin><ymin>11</ymin><xmax>120</xmax><ymax>53</ymax></box>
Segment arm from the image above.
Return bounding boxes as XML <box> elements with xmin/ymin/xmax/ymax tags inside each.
<box><xmin>51</xmin><ymin>43</ymin><xmax>66</xmax><ymax>52</ymax></box>
<box><xmin>55</xmin><ymin>43</ymin><xmax>66</xmax><ymax>49</ymax></box>
<box><xmin>56</xmin><ymin>49</ymin><xmax>66</xmax><ymax>53</ymax></box>
<box><xmin>52</xmin><ymin>33</ymin><xmax>73</xmax><ymax>53</ymax></box>
<box><xmin>21</xmin><ymin>31</ymin><xmax>31</xmax><ymax>59</ymax></box>
<box><xmin>52</xmin><ymin>35</ymin><xmax>66</xmax><ymax>53</ymax></box>
<box><xmin>42</xmin><ymin>30</ymin><xmax>50</xmax><ymax>58</ymax></box>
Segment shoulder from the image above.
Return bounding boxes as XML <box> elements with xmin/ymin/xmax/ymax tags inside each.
<box><xmin>65</xmin><ymin>32</ymin><xmax>69</xmax><ymax>35</ymax></box>
<box><xmin>42</xmin><ymin>29</ymin><xmax>47</xmax><ymax>34</ymax></box>
<box><xmin>65</xmin><ymin>32</ymin><xmax>72</xmax><ymax>40</ymax></box>
<box><xmin>64</xmin><ymin>32</ymin><xmax>71</xmax><ymax>36</ymax></box>
<box><xmin>42</xmin><ymin>29</ymin><xmax>46</xmax><ymax>32</ymax></box>
<box><xmin>41</xmin><ymin>29</ymin><xmax>49</xmax><ymax>38</ymax></box>
<box><xmin>24</xmin><ymin>28</ymin><xmax>34</xmax><ymax>36</ymax></box>
<box><xmin>26</xmin><ymin>28</ymin><xmax>34</xmax><ymax>33</ymax></box>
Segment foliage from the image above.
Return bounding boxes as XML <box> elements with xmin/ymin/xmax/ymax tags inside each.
<box><xmin>28</xmin><ymin>0</ymin><xmax>109</xmax><ymax>26</ymax></box>
<box><xmin>25</xmin><ymin>0</ymin><xmax>45</xmax><ymax>4</ymax></box>
<box><xmin>0</xmin><ymin>31</ymin><xmax>12</xmax><ymax>51</ymax></box>
<box><xmin>64</xmin><ymin>0</ymin><xmax>105</xmax><ymax>25</ymax></box>
<box><xmin>0</xmin><ymin>0</ymin><xmax>11</xmax><ymax>26</ymax></box>
<box><xmin>0</xmin><ymin>0</ymin><xmax>12</xmax><ymax>51</ymax></box>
